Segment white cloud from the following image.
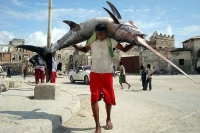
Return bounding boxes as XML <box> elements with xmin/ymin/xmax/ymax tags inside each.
<box><xmin>166</xmin><ymin>25</ymin><xmax>173</xmax><ymax>35</ymax></box>
<box><xmin>25</xmin><ymin>27</ymin><xmax>67</xmax><ymax>47</ymax></box>
<box><xmin>154</xmin><ymin>7</ymin><xmax>166</xmax><ymax>19</ymax></box>
<box><xmin>52</xmin><ymin>8</ymin><xmax>103</xmax><ymax>22</ymax></box>
<box><xmin>156</xmin><ymin>25</ymin><xmax>174</xmax><ymax>36</ymax></box>
<box><xmin>136</xmin><ymin>21</ymin><xmax>164</xmax><ymax>29</ymax></box>
<box><xmin>12</xmin><ymin>0</ymin><xmax>24</xmax><ymax>6</ymax></box>
<box><xmin>0</xmin><ymin>27</ymin><xmax>68</xmax><ymax>47</ymax></box>
<box><xmin>51</xmin><ymin>27</ymin><xmax>68</xmax><ymax>44</ymax></box>
<box><xmin>25</xmin><ymin>31</ymin><xmax>47</xmax><ymax>46</ymax></box>
<box><xmin>122</xmin><ymin>9</ymin><xmax>134</xmax><ymax>13</ymax></box>
<box><xmin>35</xmin><ymin>2</ymin><xmax>48</xmax><ymax>6</ymax></box>
<box><xmin>4</xmin><ymin>9</ymin><xmax>48</xmax><ymax>21</ymax></box>
<box><xmin>0</xmin><ymin>31</ymin><xmax>15</xmax><ymax>44</ymax></box>
<box><xmin>178</xmin><ymin>25</ymin><xmax>200</xmax><ymax>36</ymax></box>
<box><xmin>2</xmin><ymin>7</ymin><xmax>102</xmax><ymax>23</ymax></box>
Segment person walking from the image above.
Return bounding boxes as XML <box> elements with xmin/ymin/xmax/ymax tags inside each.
<box><xmin>23</xmin><ymin>67</ymin><xmax>27</xmax><ymax>79</ymax></box>
<box><xmin>145</xmin><ymin>64</ymin><xmax>154</xmax><ymax>91</ymax></box>
<box><xmin>29</xmin><ymin>54</ymin><xmax>45</xmax><ymax>84</ymax></box>
<box><xmin>73</xmin><ymin>24</ymin><xmax>134</xmax><ymax>133</ymax></box>
<box><xmin>51</xmin><ymin>51</ymin><xmax>57</xmax><ymax>83</ymax></box>
<box><xmin>7</xmin><ymin>66</ymin><xmax>11</xmax><ymax>78</ymax></box>
<box><xmin>0</xmin><ymin>65</ymin><xmax>4</xmax><ymax>73</ymax></box>
<box><xmin>119</xmin><ymin>61</ymin><xmax>131</xmax><ymax>89</ymax></box>
<box><xmin>140</xmin><ymin>65</ymin><xmax>147</xmax><ymax>90</ymax></box>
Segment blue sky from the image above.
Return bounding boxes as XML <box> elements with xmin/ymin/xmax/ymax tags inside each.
<box><xmin>0</xmin><ymin>0</ymin><xmax>200</xmax><ymax>49</ymax></box>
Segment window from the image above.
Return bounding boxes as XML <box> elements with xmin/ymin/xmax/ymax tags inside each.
<box><xmin>58</xmin><ymin>54</ymin><xmax>61</xmax><ymax>59</ymax></box>
<box><xmin>179</xmin><ymin>59</ymin><xmax>184</xmax><ymax>65</ymax></box>
<box><xmin>19</xmin><ymin>56</ymin><xmax>21</xmax><ymax>60</ymax></box>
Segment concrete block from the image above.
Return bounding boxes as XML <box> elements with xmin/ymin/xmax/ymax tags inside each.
<box><xmin>1</xmin><ymin>80</ymin><xmax>14</xmax><ymax>88</ymax></box>
<box><xmin>34</xmin><ymin>83</ymin><xmax>61</xmax><ymax>100</ymax></box>
<box><xmin>0</xmin><ymin>83</ymin><xmax>9</xmax><ymax>93</ymax></box>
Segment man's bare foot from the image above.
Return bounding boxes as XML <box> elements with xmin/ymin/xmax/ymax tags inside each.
<box><xmin>106</xmin><ymin>120</ymin><xmax>113</xmax><ymax>130</ymax></box>
<box><xmin>128</xmin><ymin>85</ymin><xmax>131</xmax><ymax>89</ymax></box>
<box><xmin>93</xmin><ymin>126</ymin><xmax>101</xmax><ymax>133</ymax></box>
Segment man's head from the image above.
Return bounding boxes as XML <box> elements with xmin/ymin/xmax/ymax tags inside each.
<box><xmin>95</xmin><ymin>24</ymin><xmax>107</xmax><ymax>41</ymax></box>
<box><xmin>119</xmin><ymin>62</ymin><xmax>123</xmax><ymax>66</ymax></box>
<box><xmin>147</xmin><ymin>64</ymin><xmax>151</xmax><ymax>69</ymax></box>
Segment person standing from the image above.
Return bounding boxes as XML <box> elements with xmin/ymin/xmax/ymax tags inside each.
<box><xmin>51</xmin><ymin>51</ymin><xmax>57</xmax><ymax>83</ymax></box>
<box><xmin>0</xmin><ymin>65</ymin><xmax>4</xmax><ymax>78</ymax></box>
<box><xmin>119</xmin><ymin>62</ymin><xmax>131</xmax><ymax>89</ymax></box>
<box><xmin>73</xmin><ymin>24</ymin><xmax>134</xmax><ymax>133</ymax></box>
<box><xmin>145</xmin><ymin>64</ymin><xmax>154</xmax><ymax>91</ymax></box>
<box><xmin>140</xmin><ymin>65</ymin><xmax>147</xmax><ymax>90</ymax></box>
<box><xmin>0</xmin><ymin>65</ymin><xmax>4</xmax><ymax>73</ymax></box>
<box><xmin>23</xmin><ymin>67</ymin><xmax>27</xmax><ymax>79</ymax></box>
<box><xmin>7</xmin><ymin>66</ymin><xmax>11</xmax><ymax>78</ymax></box>
<box><xmin>29</xmin><ymin>54</ymin><xmax>45</xmax><ymax>84</ymax></box>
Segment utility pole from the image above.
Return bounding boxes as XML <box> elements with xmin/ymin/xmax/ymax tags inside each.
<box><xmin>47</xmin><ymin>0</ymin><xmax>52</xmax><ymax>48</ymax></box>
<box><xmin>46</xmin><ymin>0</ymin><xmax>52</xmax><ymax>82</ymax></box>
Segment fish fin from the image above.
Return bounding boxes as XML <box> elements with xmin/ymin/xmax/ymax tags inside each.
<box><xmin>63</xmin><ymin>20</ymin><xmax>80</xmax><ymax>30</ymax></box>
<box><xmin>106</xmin><ymin>1</ymin><xmax>121</xmax><ymax>19</ymax></box>
<box><xmin>15</xmin><ymin>45</ymin><xmax>50</xmax><ymax>58</ymax></box>
<box><xmin>103</xmin><ymin>7</ymin><xmax>120</xmax><ymax>24</ymax></box>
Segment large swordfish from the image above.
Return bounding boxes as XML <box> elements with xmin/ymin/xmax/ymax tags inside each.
<box><xmin>51</xmin><ymin>1</ymin><xmax>196</xmax><ymax>83</ymax></box>
<box><xmin>16</xmin><ymin>1</ymin><xmax>195</xmax><ymax>83</ymax></box>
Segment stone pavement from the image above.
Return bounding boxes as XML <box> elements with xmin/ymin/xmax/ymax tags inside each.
<box><xmin>0</xmin><ymin>75</ymin><xmax>80</xmax><ymax>133</ymax></box>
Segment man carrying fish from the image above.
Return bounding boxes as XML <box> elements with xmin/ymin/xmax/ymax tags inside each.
<box><xmin>73</xmin><ymin>23</ymin><xmax>134</xmax><ymax>133</ymax></box>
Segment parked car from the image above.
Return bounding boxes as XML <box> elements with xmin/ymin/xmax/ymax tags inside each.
<box><xmin>68</xmin><ymin>66</ymin><xmax>91</xmax><ymax>85</ymax></box>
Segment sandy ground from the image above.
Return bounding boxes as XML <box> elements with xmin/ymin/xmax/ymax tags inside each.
<box><xmin>53</xmin><ymin>74</ymin><xmax>200</xmax><ymax>133</ymax></box>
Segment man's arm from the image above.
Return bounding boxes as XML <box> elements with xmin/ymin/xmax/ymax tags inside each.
<box><xmin>116</xmin><ymin>43</ymin><xmax>133</xmax><ymax>52</ymax></box>
<box><xmin>73</xmin><ymin>45</ymin><xmax>91</xmax><ymax>53</ymax></box>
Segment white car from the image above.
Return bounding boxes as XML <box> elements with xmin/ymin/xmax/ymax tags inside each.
<box><xmin>68</xmin><ymin>66</ymin><xmax>91</xmax><ymax>85</ymax></box>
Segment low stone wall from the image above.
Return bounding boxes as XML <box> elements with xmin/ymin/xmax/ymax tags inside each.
<box><xmin>34</xmin><ymin>83</ymin><xmax>61</xmax><ymax>100</ymax></box>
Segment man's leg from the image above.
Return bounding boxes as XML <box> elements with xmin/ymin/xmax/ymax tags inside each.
<box><xmin>149</xmin><ymin>78</ymin><xmax>152</xmax><ymax>90</ymax></box>
<box><xmin>91</xmin><ymin>101</ymin><xmax>101</xmax><ymax>132</ymax></box>
<box><xmin>125</xmin><ymin>82</ymin><xmax>131</xmax><ymax>89</ymax></box>
<box><xmin>120</xmin><ymin>83</ymin><xmax>123</xmax><ymax>89</ymax></box>
<box><xmin>40</xmin><ymin>70</ymin><xmax>45</xmax><ymax>83</ymax></box>
<box><xmin>51</xmin><ymin>72</ymin><xmax>56</xmax><ymax>83</ymax></box>
<box><xmin>145</xmin><ymin>79</ymin><xmax>148</xmax><ymax>90</ymax></box>
<box><xmin>124</xmin><ymin>75</ymin><xmax>131</xmax><ymax>89</ymax></box>
<box><xmin>105</xmin><ymin>104</ymin><xmax>113</xmax><ymax>130</ymax></box>
<box><xmin>35</xmin><ymin>78</ymin><xmax>39</xmax><ymax>84</ymax></box>
<box><xmin>142</xmin><ymin>79</ymin><xmax>145</xmax><ymax>89</ymax></box>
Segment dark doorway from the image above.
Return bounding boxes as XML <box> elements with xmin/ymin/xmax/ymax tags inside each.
<box><xmin>57</xmin><ymin>62</ymin><xmax>62</xmax><ymax>71</ymax></box>
<box><xmin>121</xmin><ymin>56</ymin><xmax>140</xmax><ymax>73</ymax></box>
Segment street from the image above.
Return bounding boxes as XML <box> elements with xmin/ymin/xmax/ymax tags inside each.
<box><xmin>54</xmin><ymin>74</ymin><xmax>200</xmax><ymax>133</ymax></box>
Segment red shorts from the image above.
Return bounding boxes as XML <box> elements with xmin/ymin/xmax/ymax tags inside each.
<box><xmin>51</xmin><ymin>72</ymin><xmax>56</xmax><ymax>83</ymax></box>
<box><xmin>90</xmin><ymin>72</ymin><xmax>116</xmax><ymax>105</ymax></box>
<box><xmin>35</xmin><ymin>69</ymin><xmax>45</xmax><ymax>80</ymax></box>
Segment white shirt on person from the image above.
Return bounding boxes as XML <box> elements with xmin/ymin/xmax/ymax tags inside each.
<box><xmin>120</xmin><ymin>65</ymin><xmax>125</xmax><ymax>75</ymax></box>
<box><xmin>52</xmin><ymin>56</ymin><xmax>57</xmax><ymax>72</ymax></box>
<box><xmin>146</xmin><ymin>68</ymin><xmax>154</xmax><ymax>78</ymax></box>
<box><xmin>0</xmin><ymin>65</ymin><xmax>4</xmax><ymax>73</ymax></box>
<box><xmin>90</xmin><ymin>38</ymin><xmax>118</xmax><ymax>73</ymax></box>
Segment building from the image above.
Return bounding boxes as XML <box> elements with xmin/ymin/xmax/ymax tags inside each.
<box><xmin>182</xmin><ymin>35</ymin><xmax>200</xmax><ymax>71</ymax></box>
<box><xmin>0</xmin><ymin>38</ymin><xmax>36</xmax><ymax>74</ymax></box>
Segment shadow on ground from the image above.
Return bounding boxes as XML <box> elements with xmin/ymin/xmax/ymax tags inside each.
<box><xmin>0</xmin><ymin>109</ymin><xmax>62</xmax><ymax>132</ymax></box>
